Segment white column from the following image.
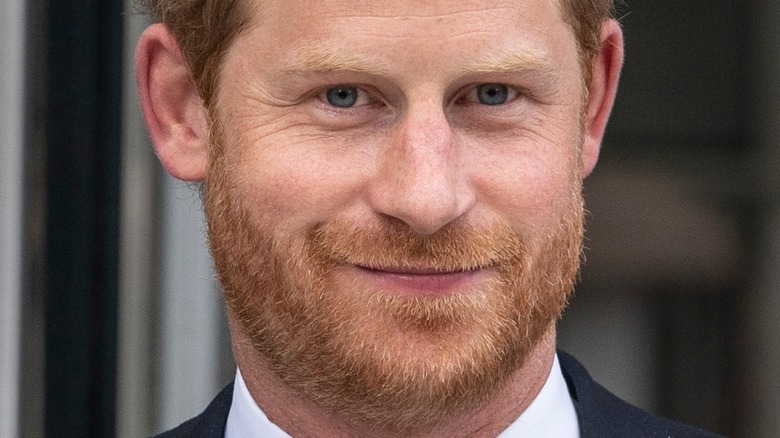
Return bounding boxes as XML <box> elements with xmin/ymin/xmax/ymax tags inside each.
<box><xmin>116</xmin><ymin>6</ymin><xmax>158</xmax><ymax>437</ymax></box>
<box><xmin>0</xmin><ymin>0</ymin><xmax>26</xmax><ymax>437</ymax></box>
<box><xmin>156</xmin><ymin>175</ymin><xmax>228</xmax><ymax>432</ymax></box>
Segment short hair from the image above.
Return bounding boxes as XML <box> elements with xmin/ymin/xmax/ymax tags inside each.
<box><xmin>137</xmin><ymin>0</ymin><xmax>617</xmax><ymax>108</ymax></box>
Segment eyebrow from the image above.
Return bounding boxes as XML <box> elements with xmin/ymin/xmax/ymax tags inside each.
<box><xmin>459</xmin><ymin>49</ymin><xmax>558</xmax><ymax>77</ymax></box>
<box><xmin>276</xmin><ymin>45</ymin><xmax>559</xmax><ymax>80</ymax></box>
<box><xmin>278</xmin><ymin>46</ymin><xmax>394</xmax><ymax>76</ymax></box>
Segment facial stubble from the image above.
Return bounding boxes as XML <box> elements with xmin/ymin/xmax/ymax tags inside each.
<box><xmin>204</xmin><ymin>120</ymin><xmax>585</xmax><ymax>433</ymax></box>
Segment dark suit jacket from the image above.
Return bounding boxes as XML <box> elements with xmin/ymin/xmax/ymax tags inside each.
<box><xmin>153</xmin><ymin>351</ymin><xmax>723</xmax><ymax>437</ymax></box>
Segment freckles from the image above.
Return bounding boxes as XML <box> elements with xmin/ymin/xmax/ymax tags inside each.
<box><xmin>232</xmin><ymin>143</ymin><xmax>371</xmax><ymax>227</ymax></box>
<box><xmin>475</xmin><ymin>148</ymin><xmax>577</xmax><ymax>223</ymax></box>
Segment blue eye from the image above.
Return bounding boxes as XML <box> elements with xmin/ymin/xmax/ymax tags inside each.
<box><xmin>476</xmin><ymin>84</ymin><xmax>510</xmax><ymax>105</ymax></box>
<box><xmin>325</xmin><ymin>87</ymin><xmax>359</xmax><ymax>108</ymax></box>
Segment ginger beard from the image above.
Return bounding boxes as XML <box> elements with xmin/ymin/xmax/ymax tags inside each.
<box><xmin>204</xmin><ymin>118</ymin><xmax>585</xmax><ymax>433</ymax></box>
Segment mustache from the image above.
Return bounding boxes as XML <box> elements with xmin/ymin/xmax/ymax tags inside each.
<box><xmin>306</xmin><ymin>217</ymin><xmax>528</xmax><ymax>272</ymax></box>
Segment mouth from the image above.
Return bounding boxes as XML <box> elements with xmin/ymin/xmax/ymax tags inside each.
<box><xmin>348</xmin><ymin>264</ymin><xmax>494</xmax><ymax>297</ymax></box>
<box><xmin>357</xmin><ymin>265</ymin><xmax>477</xmax><ymax>276</ymax></box>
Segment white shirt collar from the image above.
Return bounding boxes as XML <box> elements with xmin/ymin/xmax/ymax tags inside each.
<box><xmin>496</xmin><ymin>354</ymin><xmax>580</xmax><ymax>437</ymax></box>
<box><xmin>225</xmin><ymin>354</ymin><xmax>579</xmax><ymax>438</ymax></box>
<box><xmin>225</xmin><ymin>367</ymin><xmax>291</xmax><ymax>438</ymax></box>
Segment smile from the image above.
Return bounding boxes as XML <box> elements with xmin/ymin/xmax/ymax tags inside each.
<box><xmin>360</xmin><ymin>266</ymin><xmax>475</xmax><ymax>275</ymax></box>
<box><xmin>350</xmin><ymin>264</ymin><xmax>493</xmax><ymax>297</ymax></box>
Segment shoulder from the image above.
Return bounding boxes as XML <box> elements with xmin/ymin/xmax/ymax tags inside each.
<box><xmin>151</xmin><ymin>383</ymin><xmax>234</xmax><ymax>438</ymax></box>
<box><xmin>557</xmin><ymin>351</ymin><xmax>723</xmax><ymax>438</ymax></box>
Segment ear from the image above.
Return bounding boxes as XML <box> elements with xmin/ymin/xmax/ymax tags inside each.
<box><xmin>581</xmin><ymin>19</ymin><xmax>624</xmax><ymax>177</ymax></box>
<box><xmin>136</xmin><ymin>23</ymin><xmax>209</xmax><ymax>181</ymax></box>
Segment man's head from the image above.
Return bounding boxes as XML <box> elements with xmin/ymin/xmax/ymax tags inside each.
<box><xmin>136</xmin><ymin>0</ymin><xmax>622</xmax><ymax>434</ymax></box>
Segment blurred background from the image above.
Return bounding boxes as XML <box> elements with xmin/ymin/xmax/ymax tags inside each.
<box><xmin>1</xmin><ymin>0</ymin><xmax>777</xmax><ymax>436</ymax></box>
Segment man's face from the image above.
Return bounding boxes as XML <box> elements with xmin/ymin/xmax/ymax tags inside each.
<box><xmin>206</xmin><ymin>0</ymin><xmax>586</xmax><ymax>432</ymax></box>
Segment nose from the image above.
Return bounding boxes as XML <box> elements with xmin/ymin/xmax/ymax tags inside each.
<box><xmin>367</xmin><ymin>103</ymin><xmax>476</xmax><ymax>235</ymax></box>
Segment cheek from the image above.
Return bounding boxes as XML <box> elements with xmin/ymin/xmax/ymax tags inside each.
<box><xmin>483</xmin><ymin>162</ymin><xmax>578</xmax><ymax>225</ymax></box>
<box><xmin>466</xmin><ymin>129</ymin><xmax>582</xmax><ymax>233</ymax></box>
<box><xmin>223</xmin><ymin>126</ymin><xmax>378</xmax><ymax>230</ymax></box>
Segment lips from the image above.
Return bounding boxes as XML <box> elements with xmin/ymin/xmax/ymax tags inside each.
<box><xmin>358</xmin><ymin>265</ymin><xmax>476</xmax><ymax>275</ymax></box>
<box><xmin>350</xmin><ymin>264</ymin><xmax>492</xmax><ymax>297</ymax></box>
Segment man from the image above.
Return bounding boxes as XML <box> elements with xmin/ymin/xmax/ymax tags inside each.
<box><xmin>135</xmin><ymin>0</ymin><xmax>721</xmax><ymax>436</ymax></box>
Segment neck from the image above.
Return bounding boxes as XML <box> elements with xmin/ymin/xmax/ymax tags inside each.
<box><xmin>230</xmin><ymin>319</ymin><xmax>558</xmax><ymax>438</ymax></box>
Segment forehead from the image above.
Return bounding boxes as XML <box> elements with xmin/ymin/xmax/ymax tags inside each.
<box><xmin>254</xmin><ymin>0</ymin><xmax>566</xmax><ymax>32</ymax></box>
<box><xmin>226</xmin><ymin>0</ymin><xmax>580</xmax><ymax>89</ymax></box>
